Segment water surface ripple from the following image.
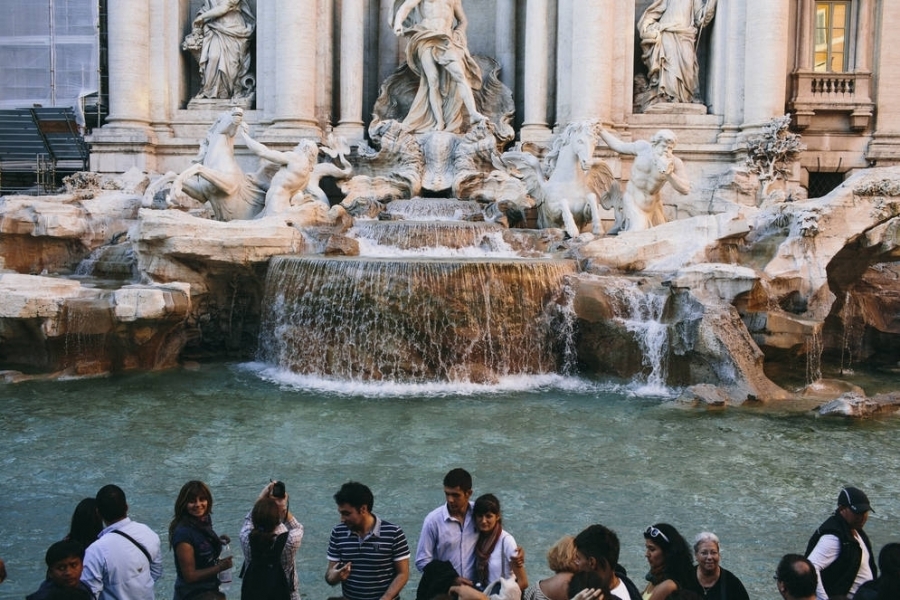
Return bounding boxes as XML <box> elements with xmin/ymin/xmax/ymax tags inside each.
<box><xmin>0</xmin><ymin>363</ymin><xmax>897</xmax><ymax>600</ymax></box>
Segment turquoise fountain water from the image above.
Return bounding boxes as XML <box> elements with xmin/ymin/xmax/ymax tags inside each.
<box><xmin>0</xmin><ymin>364</ymin><xmax>898</xmax><ymax>600</ymax></box>
<box><xmin>2</xmin><ymin>200</ymin><xmax>897</xmax><ymax>600</ymax></box>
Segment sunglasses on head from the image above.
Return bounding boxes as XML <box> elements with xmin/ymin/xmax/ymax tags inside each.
<box><xmin>645</xmin><ymin>526</ymin><xmax>670</xmax><ymax>543</ymax></box>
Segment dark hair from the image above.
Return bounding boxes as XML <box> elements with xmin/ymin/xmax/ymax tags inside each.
<box><xmin>776</xmin><ymin>554</ymin><xmax>817</xmax><ymax>598</ymax></box>
<box><xmin>574</xmin><ymin>524</ymin><xmax>621</xmax><ymax>570</ymax></box>
<box><xmin>876</xmin><ymin>543</ymin><xmax>900</xmax><ymax>600</ymax></box>
<box><xmin>443</xmin><ymin>468</ymin><xmax>472</xmax><ymax>491</ymax></box>
<box><xmin>46</xmin><ymin>539</ymin><xmax>85</xmax><ymax>567</ymax></box>
<box><xmin>95</xmin><ymin>485</ymin><xmax>127</xmax><ymax>523</ymax></box>
<box><xmin>473</xmin><ymin>494</ymin><xmax>501</xmax><ymax>517</ymax></box>
<box><xmin>567</xmin><ymin>571</ymin><xmax>609</xmax><ymax>599</ymax></box>
<box><xmin>169</xmin><ymin>480</ymin><xmax>214</xmax><ymax>547</ymax></box>
<box><xmin>333</xmin><ymin>481</ymin><xmax>374</xmax><ymax>512</ymax></box>
<box><xmin>249</xmin><ymin>496</ymin><xmax>282</xmax><ymax>547</ymax></box>
<box><xmin>67</xmin><ymin>498</ymin><xmax>103</xmax><ymax>548</ymax></box>
<box><xmin>643</xmin><ymin>523</ymin><xmax>694</xmax><ymax>588</ymax></box>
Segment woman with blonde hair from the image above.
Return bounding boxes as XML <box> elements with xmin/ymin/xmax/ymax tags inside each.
<box><xmin>522</xmin><ymin>536</ymin><xmax>579</xmax><ymax>600</ymax></box>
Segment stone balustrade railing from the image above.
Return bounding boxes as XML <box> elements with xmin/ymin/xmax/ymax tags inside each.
<box><xmin>790</xmin><ymin>70</ymin><xmax>874</xmax><ymax>130</ymax></box>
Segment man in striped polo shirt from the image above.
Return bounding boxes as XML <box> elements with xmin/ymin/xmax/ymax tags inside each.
<box><xmin>326</xmin><ymin>482</ymin><xmax>411</xmax><ymax>600</ymax></box>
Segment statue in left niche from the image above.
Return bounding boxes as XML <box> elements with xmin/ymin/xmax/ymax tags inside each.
<box><xmin>183</xmin><ymin>0</ymin><xmax>256</xmax><ymax>106</ymax></box>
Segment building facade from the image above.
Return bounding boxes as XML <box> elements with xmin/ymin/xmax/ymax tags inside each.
<box><xmin>85</xmin><ymin>0</ymin><xmax>900</xmax><ymax>198</ymax></box>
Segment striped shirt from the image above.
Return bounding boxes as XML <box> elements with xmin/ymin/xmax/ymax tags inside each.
<box><xmin>326</xmin><ymin>517</ymin><xmax>410</xmax><ymax>600</ymax></box>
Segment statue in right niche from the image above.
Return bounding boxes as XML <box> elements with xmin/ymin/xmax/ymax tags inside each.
<box><xmin>637</xmin><ymin>0</ymin><xmax>717</xmax><ymax>111</ymax></box>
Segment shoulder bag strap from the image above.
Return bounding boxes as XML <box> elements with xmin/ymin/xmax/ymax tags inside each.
<box><xmin>112</xmin><ymin>529</ymin><xmax>152</xmax><ymax>564</ymax></box>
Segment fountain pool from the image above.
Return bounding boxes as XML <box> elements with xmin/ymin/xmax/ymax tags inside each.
<box><xmin>1</xmin><ymin>363</ymin><xmax>898</xmax><ymax>600</ymax></box>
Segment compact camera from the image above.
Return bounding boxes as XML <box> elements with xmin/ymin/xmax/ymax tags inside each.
<box><xmin>272</xmin><ymin>481</ymin><xmax>286</xmax><ymax>498</ymax></box>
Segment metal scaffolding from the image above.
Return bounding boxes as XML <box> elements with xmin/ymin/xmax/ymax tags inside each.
<box><xmin>0</xmin><ymin>0</ymin><xmax>101</xmax><ymax>129</ymax></box>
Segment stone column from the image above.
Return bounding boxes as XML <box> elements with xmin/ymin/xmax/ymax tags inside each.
<box><xmin>88</xmin><ymin>0</ymin><xmax>155</xmax><ymax>172</ymax></box>
<box><xmin>710</xmin><ymin>0</ymin><xmax>745</xmax><ymax>136</ymax></box>
<box><xmin>267</xmin><ymin>0</ymin><xmax>319</xmax><ymax>137</ymax></box>
<box><xmin>521</xmin><ymin>0</ymin><xmax>551</xmax><ymax>142</ymax></box>
<box><xmin>555</xmin><ymin>0</ymin><xmax>573</xmax><ymax>127</ymax></box>
<box><xmin>868</xmin><ymin>1</ymin><xmax>900</xmax><ymax>162</ymax></box>
<box><xmin>855</xmin><ymin>0</ymin><xmax>872</xmax><ymax>72</ymax></box>
<box><xmin>569</xmin><ymin>1</ymin><xmax>612</xmax><ymax>123</ymax></box>
<box><xmin>494</xmin><ymin>0</ymin><xmax>516</xmax><ymax>100</ymax></box>
<box><xmin>796</xmin><ymin>0</ymin><xmax>813</xmax><ymax>71</ymax></box>
<box><xmin>741</xmin><ymin>1</ymin><xmax>790</xmax><ymax>130</ymax></box>
<box><xmin>335</xmin><ymin>0</ymin><xmax>366</xmax><ymax>142</ymax></box>
<box><xmin>105</xmin><ymin>0</ymin><xmax>151</xmax><ymax>131</ymax></box>
<box><xmin>379</xmin><ymin>0</ymin><xmax>400</xmax><ymax>85</ymax></box>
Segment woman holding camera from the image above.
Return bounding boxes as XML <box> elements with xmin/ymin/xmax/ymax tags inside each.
<box><xmin>169</xmin><ymin>480</ymin><xmax>232</xmax><ymax>600</ymax></box>
<box><xmin>239</xmin><ymin>482</ymin><xmax>304</xmax><ymax>600</ymax></box>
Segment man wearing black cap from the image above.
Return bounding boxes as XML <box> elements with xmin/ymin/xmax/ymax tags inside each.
<box><xmin>804</xmin><ymin>486</ymin><xmax>877</xmax><ymax>600</ymax></box>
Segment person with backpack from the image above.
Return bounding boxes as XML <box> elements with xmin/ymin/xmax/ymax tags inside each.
<box><xmin>239</xmin><ymin>483</ymin><xmax>304</xmax><ymax>600</ymax></box>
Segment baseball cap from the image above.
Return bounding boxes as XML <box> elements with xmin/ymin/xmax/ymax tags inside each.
<box><xmin>838</xmin><ymin>486</ymin><xmax>873</xmax><ymax>514</ymax></box>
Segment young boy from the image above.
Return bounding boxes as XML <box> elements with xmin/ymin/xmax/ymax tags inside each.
<box><xmin>27</xmin><ymin>540</ymin><xmax>93</xmax><ymax>600</ymax></box>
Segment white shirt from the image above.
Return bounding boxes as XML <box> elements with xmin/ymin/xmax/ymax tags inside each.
<box><xmin>81</xmin><ymin>518</ymin><xmax>163</xmax><ymax>600</ymax></box>
<box><xmin>414</xmin><ymin>502</ymin><xmax>477</xmax><ymax>578</ymax></box>
<box><xmin>609</xmin><ymin>578</ymin><xmax>630</xmax><ymax>600</ymax></box>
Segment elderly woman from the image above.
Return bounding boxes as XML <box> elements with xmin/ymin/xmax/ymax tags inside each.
<box><xmin>687</xmin><ymin>532</ymin><xmax>748</xmax><ymax>600</ymax></box>
<box><xmin>642</xmin><ymin>523</ymin><xmax>694</xmax><ymax>600</ymax></box>
<box><xmin>522</xmin><ymin>536</ymin><xmax>579</xmax><ymax>600</ymax></box>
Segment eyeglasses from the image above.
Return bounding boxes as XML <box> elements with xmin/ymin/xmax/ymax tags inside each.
<box><xmin>644</xmin><ymin>526</ymin><xmax>670</xmax><ymax>543</ymax></box>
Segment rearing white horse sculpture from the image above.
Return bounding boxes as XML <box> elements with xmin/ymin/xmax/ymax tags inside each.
<box><xmin>170</xmin><ymin>108</ymin><xmax>266</xmax><ymax>221</ymax></box>
<box><xmin>497</xmin><ymin>121</ymin><xmax>613</xmax><ymax>238</ymax></box>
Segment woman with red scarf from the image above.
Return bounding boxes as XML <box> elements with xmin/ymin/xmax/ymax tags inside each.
<box><xmin>472</xmin><ymin>494</ymin><xmax>528</xmax><ymax>591</ymax></box>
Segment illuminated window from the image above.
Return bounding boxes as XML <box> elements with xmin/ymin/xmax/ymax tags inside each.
<box><xmin>815</xmin><ymin>1</ymin><xmax>851</xmax><ymax>72</ymax></box>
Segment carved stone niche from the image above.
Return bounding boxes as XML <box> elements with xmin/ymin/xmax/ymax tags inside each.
<box><xmin>182</xmin><ymin>0</ymin><xmax>257</xmax><ymax>110</ymax></box>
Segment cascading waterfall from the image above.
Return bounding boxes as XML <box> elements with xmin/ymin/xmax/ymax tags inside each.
<box><xmin>351</xmin><ymin>220</ymin><xmax>514</xmax><ymax>255</ymax></box>
<box><xmin>258</xmin><ymin>256</ymin><xmax>578</xmax><ymax>383</ymax></box>
<box><xmin>385</xmin><ymin>198</ymin><xmax>482</xmax><ymax>220</ymax></box>
<box><xmin>805</xmin><ymin>328</ymin><xmax>823</xmax><ymax>384</ymax></box>
<box><xmin>74</xmin><ymin>244</ymin><xmax>137</xmax><ymax>279</ymax></box>
<box><xmin>839</xmin><ymin>290</ymin><xmax>862</xmax><ymax>375</ymax></box>
<box><xmin>62</xmin><ymin>294</ymin><xmax>115</xmax><ymax>370</ymax></box>
<box><xmin>608</xmin><ymin>281</ymin><xmax>670</xmax><ymax>392</ymax></box>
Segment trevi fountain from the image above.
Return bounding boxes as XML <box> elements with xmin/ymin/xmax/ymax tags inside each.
<box><xmin>0</xmin><ymin>2</ymin><xmax>899</xmax><ymax>599</ymax></box>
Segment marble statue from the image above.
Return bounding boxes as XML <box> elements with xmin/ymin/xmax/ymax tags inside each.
<box><xmin>598</xmin><ymin>128</ymin><xmax>690</xmax><ymax>233</ymax></box>
<box><xmin>497</xmin><ymin>121</ymin><xmax>613</xmax><ymax>238</ymax></box>
<box><xmin>183</xmin><ymin>0</ymin><xmax>256</xmax><ymax>102</ymax></box>
<box><xmin>340</xmin><ymin>121</ymin><xmax>425</xmax><ymax>210</ymax></box>
<box><xmin>392</xmin><ymin>0</ymin><xmax>486</xmax><ymax>133</ymax></box>
<box><xmin>242</xmin><ymin>132</ymin><xmax>352</xmax><ymax>218</ymax></box>
<box><xmin>169</xmin><ymin>107</ymin><xmax>266</xmax><ymax>221</ymax></box>
<box><xmin>637</xmin><ymin>0</ymin><xmax>717</xmax><ymax>110</ymax></box>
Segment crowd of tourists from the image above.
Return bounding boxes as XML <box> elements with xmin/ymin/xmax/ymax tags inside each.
<box><xmin>2</xmin><ymin>471</ymin><xmax>897</xmax><ymax>600</ymax></box>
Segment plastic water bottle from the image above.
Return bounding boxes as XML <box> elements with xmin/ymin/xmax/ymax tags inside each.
<box><xmin>218</xmin><ymin>542</ymin><xmax>233</xmax><ymax>592</ymax></box>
